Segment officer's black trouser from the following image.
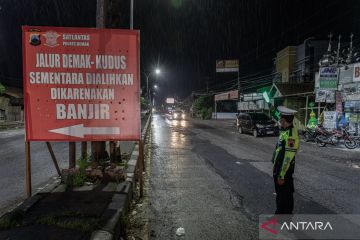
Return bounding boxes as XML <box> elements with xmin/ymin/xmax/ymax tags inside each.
<box><xmin>274</xmin><ymin>175</ymin><xmax>294</xmax><ymax>214</ymax></box>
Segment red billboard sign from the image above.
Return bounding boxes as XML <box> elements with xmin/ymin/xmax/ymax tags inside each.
<box><xmin>214</xmin><ymin>90</ymin><xmax>239</xmax><ymax>101</ymax></box>
<box><xmin>22</xmin><ymin>26</ymin><xmax>140</xmax><ymax>141</ymax></box>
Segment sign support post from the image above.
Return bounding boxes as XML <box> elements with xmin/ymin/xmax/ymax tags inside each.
<box><xmin>110</xmin><ymin>141</ymin><xmax>116</xmax><ymax>163</ymax></box>
<box><xmin>25</xmin><ymin>141</ymin><xmax>32</xmax><ymax>197</ymax></box>
<box><xmin>69</xmin><ymin>142</ymin><xmax>76</xmax><ymax>169</ymax></box>
<box><xmin>46</xmin><ymin>142</ymin><xmax>61</xmax><ymax>176</ymax></box>
<box><xmin>81</xmin><ymin>142</ymin><xmax>87</xmax><ymax>159</ymax></box>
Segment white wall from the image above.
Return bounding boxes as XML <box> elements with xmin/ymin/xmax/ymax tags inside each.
<box><xmin>212</xmin><ymin>112</ymin><xmax>237</xmax><ymax>119</ymax></box>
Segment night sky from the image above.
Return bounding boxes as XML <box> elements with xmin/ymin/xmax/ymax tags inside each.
<box><xmin>1</xmin><ymin>0</ymin><xmax>360</xmax><ymax>102</ymax></box>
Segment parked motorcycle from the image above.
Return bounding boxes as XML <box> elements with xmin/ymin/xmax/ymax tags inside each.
<box><xmin>315</xmin><ymin>127</ymin><xmax>357</xmax><ymax>149</ymax></box>
<box><xmin>303</xmin><ymin>125</ymin><xmax>323</xmax><ymax>142</ymax></box>
<box><xmin>343</xmin><ymin>128</ymin><xmax>358</xmax><ymax>149</ymax></box>
<box><xmin>315</xmin><ymin>128</ymin><xmax>341</xmax><ymax>147</ymax></box>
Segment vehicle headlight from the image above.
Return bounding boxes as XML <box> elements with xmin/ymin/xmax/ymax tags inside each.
<box><xmin>174</xmin><ymin>113</ymin><xmax>178</xmax><ymax>118</ymax></box>
<box><xmin>256</xmin><ymin>124</ymin><xmax>264</xmax><ymax>128</ymax></box>
<box><xmin>181</xmin><ymin>114</ymin><xmax>186</xmax><ymax>119</ymax></box>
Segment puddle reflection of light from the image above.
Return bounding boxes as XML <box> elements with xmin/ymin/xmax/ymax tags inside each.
<box><xmin>180</xmin><ymin>120</ymin><xmax>187</xmax><ymax>127</ymax></box>
<box><xmin>170</xmin><ymin>131</ymin><xmax>186</xmax><ymax>148</ymax></box>
<box><xmin>171</xmin><ymin>120</ymin><xmax>187</xmax><ymax>127</ymax></box>
<box><xmin>172</xmin><ymin>120</ymin><xmax>179</xmax><ymax>127</ymax></box>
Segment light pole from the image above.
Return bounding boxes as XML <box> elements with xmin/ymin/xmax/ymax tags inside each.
<box><xmin>130</xmin><ymin>0</ymin><xmax>134</xmax><ymax>29</ymax></box>
<box><xmin>144</xmin><ymin>68</ymin><xmax>160</xmax><ymax>103</ymax></box>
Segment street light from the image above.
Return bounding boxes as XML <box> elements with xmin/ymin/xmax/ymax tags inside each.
<box><xmin>154</xmin><ymin>84</ymin><xmax>158</xmax><ymax>89</ymax></box>
<box><xmin>144</xmin><ymin>68</ymin><xmax>161</xmax><ymax>103</ymax></box>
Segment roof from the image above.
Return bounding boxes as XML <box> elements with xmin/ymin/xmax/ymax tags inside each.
<box><xmin>272</xmin><ymin>83</ymin><xmax>314</xmax><ymax>97</ymax></box>
<box><xmin>2</xmin><ymin>86</ymin><xmax>23</xmax><ymax>98</ymax></box>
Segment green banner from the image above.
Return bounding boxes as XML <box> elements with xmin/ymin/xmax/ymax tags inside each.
<box><xmin>319</xmin><ymin>79</ymin><xmax>338</xmax><ymax>89</ymax></box>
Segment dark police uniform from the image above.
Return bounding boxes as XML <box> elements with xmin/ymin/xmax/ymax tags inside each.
<box><xmin>272</xmin><ymin>107</ymin><xmax>299</xmax><ymax>214</ymax></box>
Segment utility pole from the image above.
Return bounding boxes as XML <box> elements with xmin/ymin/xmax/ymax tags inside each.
<box><xmin>96</xmin><ymin>0</ymin><xmax>107</xmax><ymax>28</ymax></box>
<box><xmin>91</xmin><ymin>0</ymin><xmax>108</xmax><ymax>162</ymax></box>
<box><xmin>130</xmin><ymin>0</ymin><xmax>134</xmax><ymax>29</ymax></box>
<box><xmin>237</xmin><ymin>69</ymin><xmax>240</xmax><ymax>100</ymax></box>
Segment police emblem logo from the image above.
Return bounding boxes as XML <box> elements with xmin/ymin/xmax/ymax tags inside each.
<box><xmin>287</xmin><ymin>138</ymin><xmax>295</xmax><ymax>148</ymax></box>
<box><xmin>29</xmin><ymin>33</ymin><xmax>41</xmax><ymax>46</ymax></box>
<box><xmin>42</xmin><ymin>31</ymin><xmax>60</xmax><ymax>47</ymax></box>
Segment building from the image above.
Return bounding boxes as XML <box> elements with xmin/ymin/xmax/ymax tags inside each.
<box><xmin>292</xmin><ymin>39</ymin><xmax>328</xmax><ymax>83</ymax></box>
<box><xmin>0</xmin><ymin>86</ymin><xmax>23</xmax><ymax>122</ymax></box>
<box><xmin>274</xmin><ymin>46</ymin><xmax>297</xmax><ymax>83</ymax></box>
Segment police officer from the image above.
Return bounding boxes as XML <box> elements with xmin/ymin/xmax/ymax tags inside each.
<box><xmin>272</xmin><ymin>106</ymin><xmax>299</xmax><ymax>214</ymax></box>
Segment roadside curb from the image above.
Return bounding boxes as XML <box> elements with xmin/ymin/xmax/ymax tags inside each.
<box><xmin>90</xmin><ymin>113</ymin><xmax>152</xmax><ymax>240</ymax></box>
<box><xmin>0</xmin><ymin>176</ymin><xmax>61</xmax><ymax>219</ymax></box>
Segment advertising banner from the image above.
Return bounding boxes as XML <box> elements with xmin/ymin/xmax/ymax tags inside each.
<box><xmin>216</xmin><ymin>59</ymin><xmax>239</xmax><ymax>72</ymax></box>
<box><xmin>347</xmin><ymin>113</ymin><xmax>360</xmax><ymax>133</ymax></box>
<box><xmin>319</xmin><ymin>67</ymin><xmax>338</xmax><ymax>89</ymax></box>
<box><xmin>166</xmin><ymin>98</ymin><xmax>175</xmax><ymax>104</ymax></box>
<box><xmin>23</xmin><ymin>26</ymin><xmax>140</xmax><ymax>141</ymax></box>
<box><xmin>353</xmin><ymin>63</ymin><xmax>360</xmax><ymax>82</ymax></box>
<box><xmin>315</xmin><ymin>90</ymin><xmax>335</xmax><ymax>103</ymax></box>
<box><xmin>323</xmin><ymin>111</ymin><xmax>337</xmax><ymax>130</ymax></box>
<box><xmin>214</xmin><ymin>90</ymin><xmax>238</xmax><ymax>101</ymax></box>
<box><xmin>335</xmin><ymin>91</ymin><xmax>343</xmax><ymax>113</ymax></box>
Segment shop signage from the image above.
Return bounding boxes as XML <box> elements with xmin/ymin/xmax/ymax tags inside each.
<box><xmin>336</xmin><ymin>92</ymin><xmax>343</xmax><ymax>113</ymax></box>
<box><xmin>315</xmin><ymin>90</ymin><xmax>335</xmax><ymax>103</ymax></box>
<box><xmin>353</xmin><ymin>63</ymin><xmax>360</xmax><ymax>82</ymax></box>
<box><xmin>319</xmin><ymin>67</ymin><xmax>338</xmax><ymax>89</ymax></box>
<box><xmin>214</xmin><ymin>90</ymin><xmax>239</xmax><ymax>101</ymax></box>
<box><xmin>216</xmin><ymin>59</ymin><xmax>239</xmax><ymax>72</ymax></box>
<box><xmin>323</xmin><ymin>111</ymin><xmax>337</xmax><ymax>130</ymax></box>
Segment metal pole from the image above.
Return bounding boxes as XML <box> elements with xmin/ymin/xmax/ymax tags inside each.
<box><xmin>215</xmin><ymin>101</ymin><xmax>217</xmax><ymax>120</ymax></box>
<box><xmin>305</xmin><ymin>95</ymin><xmax>309</xmax><ymax>126</ymax></box>
<box><xmin>237</xmin><ymin>69</ymin><xmax>240</xmax><ymax>97</ymax></box>
<box><xmin>130</xmin><ymin>0</ymin><xmax>134</xmax><ymax>30</ymax></box>
<box><xmin>81</xmin><ymin>142</ymin><xmax>87</xmax><ymax>159</ymax></box>
<box><xmin>46</xmin><ymin>142</ymin><xmax>61</xmax><ymax>176</ymax></box>
<box><xmin>96</xmin><ymin>0</ymin><xmax>107</xmax><ymax>28</ymax></box>
<box><xmin>25</xmin><ymin>141</ymin><xmax>32</xmax><ymax>197</ymax></box>
<box><xmin>139</xmin><ymin>140</ymin><xmax>144</xmax><ymax>198</ymax></box>
<box><xmin>146</xmin><ymin>75</ymin><xmax>149</xmax><ymax>102</ymax></box>
<box><xmin>69</xmin><ymin>142</ymin><xmax>76</xmax><ymax>169</ymax></box>
<box><xmin>110</xmin><ymin>141</ymin><xmax>116</xmax><ymax>163</ymax></box>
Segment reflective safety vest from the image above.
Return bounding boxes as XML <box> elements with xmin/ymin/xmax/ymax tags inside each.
<box><xmin>272</xmin><ymin>126</ymin><xmax>299</xmax><ymax>179</ymax></box>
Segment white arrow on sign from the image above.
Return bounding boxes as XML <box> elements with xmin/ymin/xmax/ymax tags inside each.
<box><xmin>49</xmin><ymin>124</ymin><xmax>120</xmax><ymax>138</ymax></box>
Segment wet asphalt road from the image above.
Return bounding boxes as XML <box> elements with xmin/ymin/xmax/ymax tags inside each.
<box><xmin>0</xmin><ymin>129</ymin><xmax>75</xmax><ymax>215</ymax></box>
<box><xmin>148</xmin><ymin>114</ymin><xmax>360</xmax><ymax>239</ymax></box>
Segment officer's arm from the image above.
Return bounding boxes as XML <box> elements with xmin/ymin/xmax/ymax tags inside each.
<box><xmin>278</xmin><ymin>135</ymin><xmax>299</xmax><ymax>179</ymax></box>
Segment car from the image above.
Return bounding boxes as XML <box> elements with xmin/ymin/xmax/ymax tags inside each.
<box><xmin>236</xmin><ymin>112</ymin><xmax>279</xmax><ymax>137</ymax></box>
<box><xmin>171</xmin><ymin>110</ymin><xmax>186</xmax><ymax>120</ymax></box>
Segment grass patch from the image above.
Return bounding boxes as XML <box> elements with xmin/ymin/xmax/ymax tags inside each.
<box><xmin>117</xmin><ymin>162</ymin><xmax>128</xmax><ymax>169</ymax></box>
<box><xmin>36</xmin><ymin>215</ymin><xmax>101</xmax><ymax>232</ymax></box>
<box><xmin>0</xmin><ymin>211</ymin><xmax>24</xmax><ymax>230</ymax></box>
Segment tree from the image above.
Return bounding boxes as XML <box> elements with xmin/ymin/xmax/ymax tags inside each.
<box><xmin>193</xmin><ymin>95</ymin><xmax>213</xmax><ymax>119</ymax></box>
<box><xmin>141</xmin><ymin>97</ymin><xmax>150</xmax><ymax>111</ymax></box>
<box><xmin>0</xmin><ymin>82</ymin><xmax>5</xmax><ymax>95</ymax></box>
